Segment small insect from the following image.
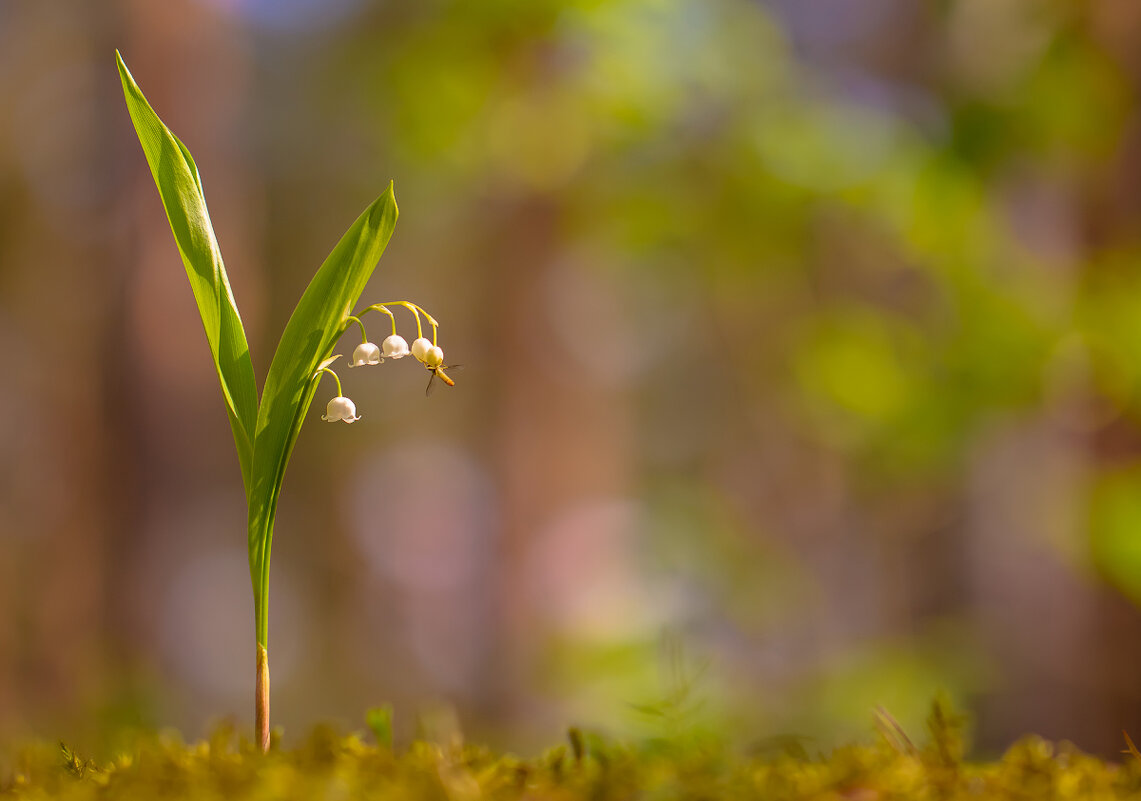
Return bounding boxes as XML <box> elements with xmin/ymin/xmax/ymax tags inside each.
<box><xmin>426</xmin><ymin>364</ymin><xmax>461</xmax><ymax>396</ymax></box>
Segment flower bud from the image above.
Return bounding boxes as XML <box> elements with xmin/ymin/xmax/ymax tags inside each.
<box><xmin>321</xmin><ymin>396</ymin><xmax>360</xmax><ymax>423</ymax></box>
<box><xmin>350</xmin><ymin>342</ymin><xmax>381</xmax><ymax>367</ymax></box>
<box><xmin>382</xmin><ymin>334</ymin><xmax>411</xmax><ymax>359</ymax></box>
<box><xmin>411</xmin><ymin>337</ymin><xmax>433</xmax><ymax>363</ymax></box>
<box><xmin>425</xmin><ymin>345</ymin><xmax>444</xmax><ymax>368</ymax></box>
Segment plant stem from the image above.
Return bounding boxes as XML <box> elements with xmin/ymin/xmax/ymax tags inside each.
<box><xmin>249</xmin><ymin>368</ymin><xmax>319</xmax><ymax>752</ymax></box>
<box><xmin>314</xmin><ymin>367</ymin><xmax>343</xmax><ymax>396</ymax></box>
<box><xmin>346</xmin><ymin>315</ymin><xmax>368</xmax><ymax>344</ymax></box>
<box><xmin>256</xmin><ymin>643</ymin><xmax>270</xmax><ymax>752</ymax></box>
<box><xmin>252</xmin><ymin>517</ymin><xmax>272</xmax><ymax>753</ymax></box>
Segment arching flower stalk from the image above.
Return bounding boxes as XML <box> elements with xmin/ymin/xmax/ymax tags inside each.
<box><xmin>355</xmin><ymin>301</ymin><xmax>457</xmax><ymax>395</ymax></box>
<box><xmin>342</xmin><ymin>301</ymin><xmax>455</xmax><ymax>396</ymax></box>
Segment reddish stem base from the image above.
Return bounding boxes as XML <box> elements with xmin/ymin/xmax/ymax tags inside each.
<box><xmin>255</xmin><ymin>644</ymin><xmax>270</xmax><ymax>753</ymax></box>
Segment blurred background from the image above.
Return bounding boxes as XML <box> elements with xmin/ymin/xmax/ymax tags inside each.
<box><xmin>5</xmin><ymin>0</ymin><xmax>1141</xmax><ymax>758</ymax></box>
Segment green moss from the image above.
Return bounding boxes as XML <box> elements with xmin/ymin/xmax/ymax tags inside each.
<box><xmin>4</xmin><ymin>703</ymin><xmax>1140</xmax><ymax>800</ymax></box>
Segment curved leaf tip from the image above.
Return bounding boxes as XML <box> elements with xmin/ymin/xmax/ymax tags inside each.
<box><xmin>369</xmin><ymin>181</ymin><xmax>398</xmax><ymax>228</ymax></box>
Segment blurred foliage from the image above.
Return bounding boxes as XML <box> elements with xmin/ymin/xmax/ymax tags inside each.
<box><xmin>324</xmin><ymin>0</ymin><xmax>1141</xmax><ymax>481</ymax></box>
<box><xmin>5</xmin><ymin>702</ymin><xmax>1141</xmax><ymax>800</ymax></box>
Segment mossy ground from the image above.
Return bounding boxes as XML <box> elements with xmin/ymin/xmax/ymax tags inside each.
<box><xmin>4</xmin><ymin>704</ymin><xmax>1140</xmax><ymax>800</ymax></box>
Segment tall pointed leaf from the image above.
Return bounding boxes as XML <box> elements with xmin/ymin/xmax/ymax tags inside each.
<box><xmin>117</xmin><ymin>52</ymin><xmax>258</xmax><ymax>492</ymax></box>
<box><xmin>248</xmin><ymin>185</ymin><xmax>398</xmax><ymax>643</ymax></box>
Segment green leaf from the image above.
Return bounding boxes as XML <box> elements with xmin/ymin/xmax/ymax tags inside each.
<box><xmin>116</xmin><ymin>51</ymin><xmax>258</xmax><ymax>492</ymax></box>
<box><xmin>247</xmin><ymin>185</ymin><xmax>398</xmax><ymax>644</ymax></box>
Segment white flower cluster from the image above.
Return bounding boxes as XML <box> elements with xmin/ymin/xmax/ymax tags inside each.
<box><xmin>349</xmin><ymin>334</ymin><xmax>413</xmax><ymax>367</ymax></box>
<box><xmin>316</xmin><ymin>301</ymin><xmax>453</xmax><ymax>423</ymax></box>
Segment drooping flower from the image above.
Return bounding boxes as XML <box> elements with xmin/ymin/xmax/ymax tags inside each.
<box><xmin>382</xmin><ymin>334</ymin><xmax>411</xmax><ymax>359</ymax></box>
<box><xmin>411</xmin><ymin>337</ymin><xmax>433</xmax><ymax>363</ymax></box>
<box><xmin>322</xmin><ymin>396</ymin><xmax>360</xmax><ymax>423</ymax></box>
<box><xmin>425</xmin><ymin>345</ymin><xmax>445</xmax><ymax>368</ymax></box>
<box><xmin>350</xmin><ymin>342</ymin><xmax>381</xmax><ymax>367</ymax></box>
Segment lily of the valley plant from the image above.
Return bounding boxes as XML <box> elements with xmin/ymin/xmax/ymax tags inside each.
<box><xmin>117</xmin><ymin>52</ymin><xmax>453</xmax><ymax>751</ymax></box>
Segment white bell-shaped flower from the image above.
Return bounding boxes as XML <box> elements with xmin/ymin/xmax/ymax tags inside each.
<box><xmin>425</xmin><ymin>345</ymin><xmax>445</xmax><ymax>368</ymax></box>
<box><xmin>382</xmin><ymin>334</ymin><xmax>410</xmax><ymax>359</ymax></box>
<box><xmin>350</xmin><ymin>342</ymin><xmax>381</xmax><ymax>367</ymax></box>
<box><xmin>411</xmin><ymin>337</ymin><xmax>433</xmax><ymax>363</ymax></box>
<box><xmin>321</xmin><ymin>396</ymin><xmax>361</xmax><ymax>423</ymax></box>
